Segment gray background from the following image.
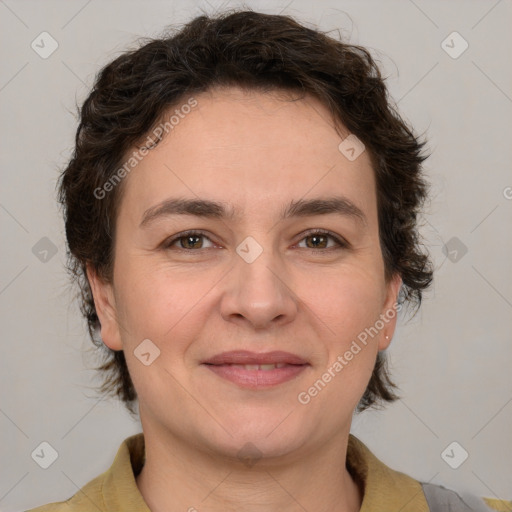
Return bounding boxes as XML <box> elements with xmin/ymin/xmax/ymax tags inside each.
<box><xmin>1</xmin><ymin>0</ymin><xmax>511</xmax><ymax>510</ymax></box>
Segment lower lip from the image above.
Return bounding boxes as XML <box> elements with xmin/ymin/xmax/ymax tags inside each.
<box><xmin>203</xmin><ymin>364</ymin><xmax>308</xmax><ymax>389</ymax></box>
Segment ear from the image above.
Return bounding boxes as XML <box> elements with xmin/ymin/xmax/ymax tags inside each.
<box><xmin>86</xmin><ymin>263</ymin><xmax>123</xmax><ymax>351</ymax></box>
<box><xmin>378</xmin><ymin>273</ymin><xmax>402</xmax><ymax>351</ymax></box>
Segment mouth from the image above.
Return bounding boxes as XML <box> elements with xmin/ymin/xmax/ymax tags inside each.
<box><xmin>211</xmin><ymin>363</ymin><xmax>290</xmax><ymax>370</ymax></box>
<box><xmin>201</xmin><ymin>351</ymin><xmax>310</xmax><ymax>389</ymax></box>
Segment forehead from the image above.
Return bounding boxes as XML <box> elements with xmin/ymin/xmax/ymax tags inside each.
<box><xmin>118</xmin><ymin>86</ymin><xmax>377</xmax><ymax>225</ymax></box>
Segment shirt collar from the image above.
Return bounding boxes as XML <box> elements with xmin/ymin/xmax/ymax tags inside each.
<box><xmin>347</xmin><ymin>435</ymin><xmax>429</xmax><ymax>511</ymax></box>
<box><xmin>102</xmin><ymin>432</ymin><xmax>151</xmax><ymax>511</ymax></box>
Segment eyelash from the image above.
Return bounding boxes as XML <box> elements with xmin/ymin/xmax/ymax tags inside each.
<box><xmin>161</xmin><ymin>229</ymin><xmax>348</xmax><ymax>253</ymax></box>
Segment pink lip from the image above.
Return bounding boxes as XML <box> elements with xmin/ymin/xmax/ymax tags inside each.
<box><xmin>204</xmin><ymin>364</ymin><xmax>308</xmax><ymax>389</ymax></box>
<box><xmin>202</xmin><ymin>351</ymin><xmax>310</xmax><ymax>389</ymax></box>
<box><xmin>202</xmin><ymin>350</ymin><xmax>308</xmax><ymax>365</ymax></box>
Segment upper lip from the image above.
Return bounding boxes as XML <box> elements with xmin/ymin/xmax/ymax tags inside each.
<box><xmin>202</xmin><ymin>350</ymin><xmax>308</xmax><ymax>365</ymax></box>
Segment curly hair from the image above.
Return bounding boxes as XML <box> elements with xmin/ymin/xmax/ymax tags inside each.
<box><xmin>59</xmin><ymin>9</ymin><xmax>433</xmax><ymax>417</ymax></box>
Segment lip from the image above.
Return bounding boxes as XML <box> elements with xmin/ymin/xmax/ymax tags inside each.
<box><xmin>202</xmin><ymin>350</ymin><xmax>308</xmax><ymax>365</ymax></box>
<box><xmin>202</xmin><ymin>351</ymin><xmax>310</xmax><ymax>389</ymax></box>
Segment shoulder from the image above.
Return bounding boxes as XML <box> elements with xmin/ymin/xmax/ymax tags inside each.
<box><xmin>25</xmin><ymin>433</ymin><xmax>147</xmax><ymax>512</ymax></box>
<box><xmin>421</xmin><ymin>482</ymin><xmax>512</xmax><ymax>512</ymax></box>
<box><xmin>24</xmin><ymin>472</ymin><xmax>106</xmax><ymax>511</ymax></box>
<box><xmin>347</xmin><ymin>434</ymin><xmax>511</xmax><ymax>512</ymax></box>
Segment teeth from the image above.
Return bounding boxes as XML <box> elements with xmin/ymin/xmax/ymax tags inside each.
<box><xmin>260</xmin><ymin>364</ymin><xmax>279</xmax><ymax>371</ymax></box>
<box><xmin>228</xmin><ymin>363</ymin><xmax>287</xmax><ymax>370</ymax></box>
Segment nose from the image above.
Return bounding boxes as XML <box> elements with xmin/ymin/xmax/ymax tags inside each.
<box><xmin>219</xmin><ymin>243</ymin><xmax>299</xmax><ymax>330</ymax></box>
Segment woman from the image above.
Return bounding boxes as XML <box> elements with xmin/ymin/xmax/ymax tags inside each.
<box><xmin>28</xmin><ymin>9</ymin><xmax>510</xmax><ymax>512</ymax></box>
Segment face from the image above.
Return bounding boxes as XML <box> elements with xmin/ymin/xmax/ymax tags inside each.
<box><xmin>89</xmin><ymin>87</ymin><xmax>401</xmax><ymax>461</ymax></box>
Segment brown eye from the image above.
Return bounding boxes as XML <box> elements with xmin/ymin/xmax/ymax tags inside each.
<box><xmin>304</xmin><ymin>233</ymin><xmax>329</xmax><ymax>249</ymax></box>
<box><xmin>297</xmin><ymin>230</ymin><xmax>347</xmax><ymax>251</ymax></box>
<box><xmin>163</xmin><ymin>231</ymin><xmax>215</xmax><ymax>250</ymax></box>
<box><xmin>179</xmin><ymin>234</ymin><xmax>204</xmax><ymax>249</ymax></box>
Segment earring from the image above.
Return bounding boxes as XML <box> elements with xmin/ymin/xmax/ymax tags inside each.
<box><xmin>385</xmin><ymin>335</ymin><xmax>390</xmax><ymax>340</ymax></box>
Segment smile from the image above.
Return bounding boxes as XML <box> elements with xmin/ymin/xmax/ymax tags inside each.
<box><xmin>202</xmin><ymin>362</ymin><xmax>309</xmax><ymax>388</ymax></box>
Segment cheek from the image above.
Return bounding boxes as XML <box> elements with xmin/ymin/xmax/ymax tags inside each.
<box><xmin>300</xmin><ymin>277</ymin><xmax>382</xmax><ymax>410</ymax></box>
<box><xmin>305</xmin><ymin>267</ymin><xmax>385</xmax><ymax>340</ymax></box>
<box><xmin>303</xmin><ymin>268</ymin><xmax>384</xmax><ymax>388</ymax></box>
<box><xmin>113</xmin><ymin>260</ymin><xmax>216</xmax><ymax>345</ymax></box>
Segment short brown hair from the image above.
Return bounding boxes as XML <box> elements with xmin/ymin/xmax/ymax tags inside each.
<box><xmin>59</xmin><ymin>9</ymin><xmax>433</xmax><ymax>417</ymax></box>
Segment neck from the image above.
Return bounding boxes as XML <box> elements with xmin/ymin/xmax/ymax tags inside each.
<box><xmin>135</xmin><ymin>422</ymin><xmax>362</xmax><ymax>512</ymax></box>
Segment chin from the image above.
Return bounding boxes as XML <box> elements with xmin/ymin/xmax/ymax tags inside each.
<box><xmin>196</xmin><ymin>411</ymin><xmax>312</xmax><ymax>463</ymax></box>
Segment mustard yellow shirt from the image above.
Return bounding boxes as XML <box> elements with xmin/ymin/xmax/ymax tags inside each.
<box><xmin>26</xmin><ymin>433</ymin><xmax>511</xmax><ymax>511</ymax></box>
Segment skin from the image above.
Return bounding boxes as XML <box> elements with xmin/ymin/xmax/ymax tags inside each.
<box><xmin>88</xmin><ymin>86</ymin><xmax>402</xmax><ymax>512</ymax></box>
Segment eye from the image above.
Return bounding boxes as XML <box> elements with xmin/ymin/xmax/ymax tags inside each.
<box><xmin>296</xmin><ymin>229</ymin><xmax>347</xmax><ymax>251</ymax></box>
<box><xmin>162</xmin><ymin>229</ymin><xmax>348</xmax><ymax>252</ymax></box>
<box><xmin>163</xmin><ymin>230</ymin><xmax>215</xmax><ymax>250</ymax></box>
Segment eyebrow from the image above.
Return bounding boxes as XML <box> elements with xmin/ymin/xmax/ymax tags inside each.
<box><xmin>139</xmin><ymin>196</ymin><xmax>367</xmax><ymax>228</ymax></box>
